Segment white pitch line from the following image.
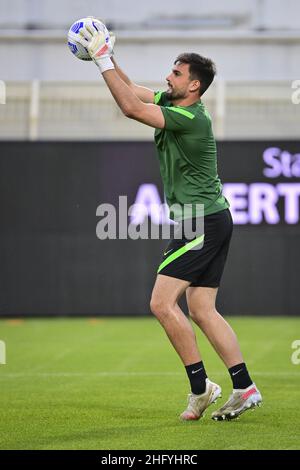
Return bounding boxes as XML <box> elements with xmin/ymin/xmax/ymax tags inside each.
<box><xmin>0</xmin><ymin>372</ymin><xmax>181</xmax><ymax>378</ymax></box>
<box><xmin>0</xmin><ymin>371</ymin><xmax>299</xmax><ymax>378</ymax></box>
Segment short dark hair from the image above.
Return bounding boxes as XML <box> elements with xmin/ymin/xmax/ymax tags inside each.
<box><xmin>175</xmin><ymin>53</ymin><xmax>216</xmax><ymax>96</ymax></box>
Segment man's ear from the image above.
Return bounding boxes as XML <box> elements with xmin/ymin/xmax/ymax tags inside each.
<box><xmin>190</xmin><ymin>80</ymin><xmax>201</xmax><ymax>94</ymax></box>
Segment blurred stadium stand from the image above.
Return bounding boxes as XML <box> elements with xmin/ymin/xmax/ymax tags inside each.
<box><xmin>0</xmin><ymin>0</ymin><xmax>299</xmax><ymax>140</ymax></box>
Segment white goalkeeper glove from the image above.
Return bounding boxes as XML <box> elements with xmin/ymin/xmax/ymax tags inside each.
<box><xmin>79</xmin><ymin>21</ymin><xmax>115</xmax><ymax>73</ymax></box>
<box><xmin>85</xmin><ymin>17</ymin><xmax>116</xmax><ymax>54</ymax></box>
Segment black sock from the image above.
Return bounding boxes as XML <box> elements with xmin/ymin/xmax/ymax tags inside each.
<box><xmin>229</xmin><ymin>362</ymin><xmax>253</xmax><ymax>389</ymax></box>
<box><xmin>185</xmin><ymin>361</ymin><xmax>207</xmax><ymax>395</ymax></box>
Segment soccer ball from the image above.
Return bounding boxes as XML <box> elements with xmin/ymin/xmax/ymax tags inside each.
<box><xmin>67</xmin><ymin>17</ymin><xmax>102</xmax><ymax>61</ymax></box>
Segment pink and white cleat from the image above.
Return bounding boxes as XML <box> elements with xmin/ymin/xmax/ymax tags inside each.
<box><xmin>180</xmin><ymin>378</ymin><xmax>222</xmax><ymax>421</ymax></box>
<box><xmin>211</xmin><ymin>383</ymin><xmax>262</xmax><ymax>421</ymax></box>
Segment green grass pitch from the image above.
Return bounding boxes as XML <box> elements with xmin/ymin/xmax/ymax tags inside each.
<box><xmin>0</xmin><ymin>316</ymin><xmax>300</xmax><ymax>450</ymax></box>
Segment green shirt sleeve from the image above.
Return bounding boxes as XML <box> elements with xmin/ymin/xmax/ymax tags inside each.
<box><xmin>154</xmin><ymin>91</ymin><xmax>197</xmax><ymax>132</ymax></box>
<box><xmin>161</xmin><ymin>106</ymin><xmax>196</xmax><ymax>132</ymax></box>
<box><xmin>154</xmin><ymin>91</ymin><xmax>165</xmax><ymax>105</ymax></box>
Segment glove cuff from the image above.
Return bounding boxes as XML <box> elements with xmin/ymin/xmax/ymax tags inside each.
<box><xmin>94</xmin><ymin>56</ymin><xmax>115</xmax><ymax>73</ymax></box>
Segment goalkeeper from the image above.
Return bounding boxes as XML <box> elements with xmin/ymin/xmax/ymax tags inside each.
<box><xmin>79</xmin><ymin>22</ymin><xmax>262</xmax><ymax>421</ymax></box>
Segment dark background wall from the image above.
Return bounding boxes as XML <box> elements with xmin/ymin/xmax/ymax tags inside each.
<box><xmin>0</xmin><ymin>141</ymin><xmax>299</xmax><ymax>316</ymax></box>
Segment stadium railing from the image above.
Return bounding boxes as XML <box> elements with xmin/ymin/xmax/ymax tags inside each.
<box><xmin>0</xmin><ymin>80</ymin><xmax>299</xmax><ymax>140</ymax></box>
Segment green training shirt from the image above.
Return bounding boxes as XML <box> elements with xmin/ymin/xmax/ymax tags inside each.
<box><xmin>154</xmin><ymin>90</ymin><xmax>229</xmax><ymax>221</ymax></box>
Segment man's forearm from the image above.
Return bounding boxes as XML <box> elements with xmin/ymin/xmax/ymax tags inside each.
<box><xmin>102</xmin><ymin>68</ymin><xmax>142</xmax><ymax>117</ymax></box>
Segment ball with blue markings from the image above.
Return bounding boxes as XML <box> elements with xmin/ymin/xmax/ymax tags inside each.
<box><xmin>67</xmin><ymin>17</ymin><xmax>102</xmax><ymax>61</ymax></box>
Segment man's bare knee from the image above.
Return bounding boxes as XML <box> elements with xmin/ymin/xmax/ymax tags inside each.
<box><xmin>189</xmin><ymin>307</ymin><xmax>216</xmax><ymax>325</ymax></box>
<box><xmin>189</xmin><ymin>308</ymin><xmax>205</xmax><ymax>325</ymax></box>
<box><xmin>150</xmin><ymin>297</ymin><xmax>174</xmax><ymax>321</ymax></box>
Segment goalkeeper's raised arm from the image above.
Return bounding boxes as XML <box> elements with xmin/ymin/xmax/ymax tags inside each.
<box><xmin>111</xmin><ymin>58</ymin><xmax>155</xmax><ymax>104</ymax></box>
<box><xmin>79</xmin><ymin>23</ymin><xmax>165</xmax><ymax>128</ymax></box>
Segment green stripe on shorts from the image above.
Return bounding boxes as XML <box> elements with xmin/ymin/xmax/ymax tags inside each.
<box><xmin>157</xmin><ymin>234</ymin><xmax>204</xmax><ymax>274</ymax></box>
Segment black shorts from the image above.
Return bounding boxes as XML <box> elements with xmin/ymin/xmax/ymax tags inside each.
<box><xmin>157</xmin><ymin>208</ymin><xmax>233</xmax><ymax>287</ymax></box>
